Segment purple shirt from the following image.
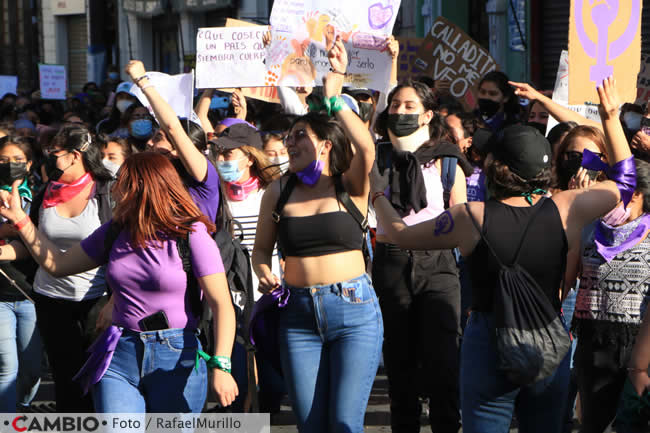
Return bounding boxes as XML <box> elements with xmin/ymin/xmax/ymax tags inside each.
<box><xmin>467</xmin><ymin>166</ymin><xmax>486</xmax><ymax>202</ymax></box>
<box><xmin>81</xmin><ymin>221</ymin><xmax>224</xmax><ymax>331</ymax></box>
<box><xmin>188</xmin><ymin>159</ymin><xmax>220</xmax><ymax>223</ymax></box>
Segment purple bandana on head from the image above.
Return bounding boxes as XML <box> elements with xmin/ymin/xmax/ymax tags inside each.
<box><xmin>594</xmin><ymin>214</ymin><xmax>650</xmax><ymax>263</ymax></box>
<box><xmin>296</xmin><ymin>159</ymin><xmax>324</xmax><ymax>186</ymax></box>
<box><xmin>581</xmin><ymin>149</ymin><xmax>637</xmax><ymax>207</ymax></box>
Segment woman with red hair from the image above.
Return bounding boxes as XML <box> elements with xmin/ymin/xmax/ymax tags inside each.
<box><xmin>0</xmin><ymin>152</ymin><xmax>238</xmax><ymax>413</ymax></box>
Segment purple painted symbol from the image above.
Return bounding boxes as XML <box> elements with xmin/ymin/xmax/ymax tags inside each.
<box><xmin>368</xmin><ymin>2</ymin><xmax>394</xmax><ymax>30</ymax></box>
<box><xmin>575</xmin><ymin>0</ymin><xmax>640</xmax><ymax>86</ymax></box>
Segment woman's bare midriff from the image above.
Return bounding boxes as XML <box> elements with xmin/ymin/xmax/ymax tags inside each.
<box><xmin>283</xmin><ymin>250</ymin><xmax>366</xmax><ymax>287</ymax></box>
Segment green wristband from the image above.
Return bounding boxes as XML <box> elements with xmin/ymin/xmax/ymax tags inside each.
<box><xmin>195</xmin><ymin>350</ymin><xmax>232</xmax><ymax>373</ymax></box>
<box><xmin>323</xmin><ymin>96</ymin><xmax>346</xmax><ymax>116</ymax></box>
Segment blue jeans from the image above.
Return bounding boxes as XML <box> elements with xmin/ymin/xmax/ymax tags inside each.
<box><xmin>461</xmin><ymin>312</ymin><xmax>570</xmax><ymax>433</ymax></box>
<box><xmin>0</xmin><ymin>300</ymin><xmax>42</xmax><ymax>412</ymax></box>
<box><xmin>278</xmin><ymin>274</ymin><xmax>383</xmax><ymax>433</ymax></box>
<box><xmin>92</xmin><ymin>328</ymin><xmax>207</xmax><ymax>413</ymax></box>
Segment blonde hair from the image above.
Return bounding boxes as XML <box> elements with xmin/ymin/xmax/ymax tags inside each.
<box><xmin>241</xmin><ymin>145</ymin><xmax>281</xmax><ymax>187</ymax></box>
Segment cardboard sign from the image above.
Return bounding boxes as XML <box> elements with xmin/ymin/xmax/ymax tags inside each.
<box><xmin>265</xmin><ymin>0</ymin><xmax>400</xmax><ymax>91</ymax></box>
<box><xmin>195</xmin><ymin>27</ymin><xmax>267</xmax><ymax>89</ymax></box>
<box><xmin>129</xmin><ymin>71</ymin><xmax>195</xmax><ymax>120</ymax></box>
<box><xmin>396</xmin><ymin>37</ymin><xmax>423</xmax><ymax>82</ymax></box>
<box><xmin>38</xmin><ymin>64</ymin><xmax>67</xmax><ymax>100</ymax></box>
<box><xmin>546</xmin><ymin>50</ymin><xmax>602</xmax><ymax>135</ymax></box>
<box><xmin>569</xmin><ymin>0</ymin><xmax>642</xmax><ymax>105</ymax></box>
<box><xmin>413</xmin><ymin>16</ymin><xmax>497</xmax><ymax>109</ymax></box>
<box><xmin>0</xmin><ymin>76</ymin><xmax>18</xmax><ymax>99</ymax></box>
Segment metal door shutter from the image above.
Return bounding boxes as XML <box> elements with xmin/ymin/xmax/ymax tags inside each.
<box><xmin>67</xmin><ymin>15</ymin><xmax>87</xmax><ymax>93</ymax></box>
<box><xmin>540</xmin><ymin>0</ymin><xmax>569</xmax><ymax>90</ymax></box>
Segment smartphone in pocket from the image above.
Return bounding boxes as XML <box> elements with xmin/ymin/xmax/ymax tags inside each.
<box><xmin>138</xmin><ymin>311</ymin><xmax>169</xmax><ymax>331</ymax></box>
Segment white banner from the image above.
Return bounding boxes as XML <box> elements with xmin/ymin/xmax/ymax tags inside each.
<box><xmin>0</xmin><ymin>75</ymin><xmax>18</xmax><ymax>99</ymax></box>
<box><xmin>129</xmin><ymin>71</ymin><xmax>195</xmax><ymax>121</ymax></box>
<box><xmin>266</xmin><ymin>0</ymin><xmax>401</xmax><ymax>92</ymax></box>
<box><xmin>38</xmin><ymin>64</ymin><xmax>67</xmax><ymax>100</ymax></box>
<box><xmin>196</xmin><ymin>27</ymin><xmax>267</xmax><ymax>89</ymax></box>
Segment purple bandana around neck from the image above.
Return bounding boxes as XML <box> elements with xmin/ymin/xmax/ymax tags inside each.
<box><xmin>581</xmin><ymin>149</ymin><xmax>636</xmax><ymax>207</ymax></box>
<box><xmin>594</xmin><ymin>214</ymin><xmax>650</xmax><ymax>263</ymax></box>
<box><xmin>296</xmin><ymin>159</ymin><xmax>324</xmax><ymax>186</ymax></box>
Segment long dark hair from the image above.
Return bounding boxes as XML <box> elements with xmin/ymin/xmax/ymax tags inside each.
<box><xmin>0</xmin><ymin>135</ymin><xmax>37</xmax><ymax>190</ymax></box>
<box><xmin>374</xmin><ymin>79</ymin><xmax>438</xmax><ymax>139</ymax></box>
<box><xmin>178</xmin><ymin>117</ymin><xmax>208</xmax><ymax>152</ymax></box>
<box><xmin>635</xmin><ymin>158</ymin><xmax>650</xmax><ymax>213</ymax></box>
<box><xmin>51</xmin><ymin>124</ymin><xmax>113</xmax><ymax>182</ymax></box>
<box><xmin>479</xmin><ymin>71</ymin><xmax>519</xmax><ymax>117</ymax></box>
<box><xmin>290</xmin><ymin>112</ymin><xmax>352</xmax><ymax>176</ymax></box>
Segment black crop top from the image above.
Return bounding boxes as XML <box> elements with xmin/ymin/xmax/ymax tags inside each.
<box><xmin>277</xmin><ymin>211</ymin><xmax>364</xmax><ymax>257</ymax></box>
<box><xmin>466</xmin><ymin>198</ymin><xmax>567</xmax><ymax>312</ymax></box>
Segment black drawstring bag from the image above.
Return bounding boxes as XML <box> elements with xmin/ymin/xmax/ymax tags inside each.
<box><xmin>466</xmin><ymin>201</ymin><xmax>571</xmax><ymax>385</ymax></box>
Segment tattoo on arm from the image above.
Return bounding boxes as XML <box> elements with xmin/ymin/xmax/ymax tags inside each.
<box><xmin>433</xmin><ymin>210</ymin><xmax>454</xmax><ymax>236</ymax></box>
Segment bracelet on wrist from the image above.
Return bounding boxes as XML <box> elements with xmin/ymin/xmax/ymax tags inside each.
<box><xmin>195</xmin><ymin>350</ymin><xmax>232</xmax><ymax>373</ymax></box>
<box><xmin>134</xmin><ymin>75</ymin><xmax>148</xmax><ymax>84</ymax></box>
<box><xmin>13</xmin><ymin>215</ymin><xmax>30</xmax><ymax>231</ymax></box>
<box><xmin>329</xmin><ymin>68</ymin><xmax>345</xmax><ymax>75</ymax></box>
<box><xmin>371</xmin><ymin>191</ymin><xmax>385</xmax><ymax>207</ymax></box>
<box><xmin>139</xmin><ymin>83</ymin><xmax>154</xmax><ymax>91</ymax></box>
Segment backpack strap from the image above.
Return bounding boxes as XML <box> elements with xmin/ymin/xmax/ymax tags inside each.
<box><xmin>176</xmin><ymin>233</ymin><xmax>202</xmax><ymax>318</ymax></box>
<box><xmin>333</xmin><ymin>176</ymin><xmax>368</xmax><ymax>231</ymax></box>
<box><xmin>441</xmin><ymin>157</ymin><xmax>457</xmax><ymax>209</ymax></box>
<box><xmin>272</xmin><ymin>174</ymin><xmax>298</xmax><ymax>223</ymax></box>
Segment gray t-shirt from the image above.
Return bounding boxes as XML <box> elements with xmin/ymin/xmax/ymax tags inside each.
<box><xmin>33</xmin><ymin>196</ymin><xmax>106</xmax><ymax>301</ymax></box>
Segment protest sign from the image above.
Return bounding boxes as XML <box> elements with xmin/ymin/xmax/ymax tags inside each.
<box><xmin>265</xmin><ymin>0</ymin><xmax>400</xmax><ymax>92</ymax></box>
<box><xmin>38</xmin><ymin>64</ymin><xmax>67</xmax><ymax>100</ymax></box>
<box><xmin>413</xmin><ymin>16</ymin><xmax>497</xmax><ymax>110</ymax></box>
<box><xmin>0</xmin><ymin>76</ymin><xmax>18</xmax><ymax>99</ymax></box>
<box><xmin>546</xmin><ymin>50</ymin><xmax>602</xmax><ymax>135</ymax></box>
<box><xmin>129</xmin><ymin>71</ymin><xmax>194</xmax><ymax>120</ymax></box>
<box><xmin>396</xmin><ymin>37</ymin><xmax>423</xmax><ymax>82</ymax></box>
<box><xmin>568</xmin><ymin>0</ymin><xmax>642</xmax><ymax>105</ymax></box>
<box><xmin>195</xmin><ymin>27</ymin><xmax>267</xmax><ymax>89</ymax></box>
<box><xmin>636</xmin><ymin>53</ymin><xmax>650</xmax><ymax>105</ymax></box>
<box><xmin>218</xmin><ymin>87</ymin><xmax>281</xmax><ymax>104</ymax></box>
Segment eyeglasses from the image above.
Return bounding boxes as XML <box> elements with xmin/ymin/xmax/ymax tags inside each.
<box><xmin>564</xmin><ymin>150</ymin><xmax>605</xmax><ymax>161</ymax></box>
<box><xmin>283</xmin><ymin>129</ymin><xmax>315</xmax><ymax>147</ymax></box>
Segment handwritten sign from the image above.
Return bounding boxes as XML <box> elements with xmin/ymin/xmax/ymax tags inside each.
<box><xmin>38</xmin><ymin>64</ymin><xmax>67</xmax><ymax>100</ymax></box>
<box><xmin>546</xmin><ymin>50</ymin><xmax>602</xmax><ymax>134</ymax></box>
<box><xmin>0</xmin><ymin>76</ymin><xmax>18</xmax><ymax>99</ymax></box>
<box><xmin>195</xmin><ymin>27</ymin><xmax>267</xmax><ymax>89</ymax></box>
<box><xmin>129</xmin><ymin>71</ymin><xmax>194</xmax><ymax>120</ymax></box>
<box><xmin>396</xmin><ymin>37</ymin><xmax>423</xmax><ymax>82</ymax></box>
<box><xmin>265</xmin><ymin>0</ymin><xmax>400</xmax><ymax>92</ymax></box>
<box><xmin>413</xmin><ymin>17</ymin><xmax>497</xmax><ymax>110</ymax></box>
<box><xmin>569</xmin><ymin>0</ymin><xmax>642</xmax><ymax>104</ymax></box>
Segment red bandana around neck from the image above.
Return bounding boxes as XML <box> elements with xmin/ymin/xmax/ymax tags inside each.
<box><xmin>42</xmin><ymin>172</ymin><xmax>94</xmax><ymax>209</ymax></box>
<box><xmin>226</xmin><ymin>176</ymin><xmax>260</xmax><ymax>201</ymax></box>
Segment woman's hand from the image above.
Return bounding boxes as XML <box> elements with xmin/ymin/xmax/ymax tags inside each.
<box><xmin>232</xmin><ymin>89</ymin><xmax>247</xmax><ymax>120</ymax></box>
<box><xmin>212</xmin><ymin>369</ymin><xmax>239</xmax><ymax>407</ymax></box>
<box><xmin>629</xmin><ymin>369</ymin><xmax>650</xmax><ymax>397</ymax></box>
<box><xmin>328</xmin><ymin>36</ymin><xmax>348</xmax><ymax>75</ymax></box>
<box><xmin>125</xmin><ymin>60</ymin><xmax>147</xmax><ymax>82</ymax></box>
<box><xmin>385</xmin><ymin>35</ymin><xmax>399</xmax><ymax>60</ymax></box>
<box><xmin>631</xmin><ymin>130</ymin><xmax>650</xmax><ymax>153</ymax></box>
<box><xmin>509</xmin><ymin>81</ymin><xmax>543</xmax><ymax>102</ymax></box>
<box><xmin>597</xmin><ymin>76</ymin><xmax>620</xmax><ymax>121</ymax></box>
<box><xmin>258</xmin><ymin>271</ymin><xmax>281</xmax><ymax>295</ymax></box>
<box><xmin>95</xmin><ymin>295</ymin><xmax>114</xmax><ymax>333</ymax></box>
<box><xmin>568</xmin><ymin>167</ymin><xmax>597</xmax><ymax>190</ymax></box>
<box><xmin>262</xmin><ymin>29</ymin><xmax>271</xmax><ymax>48</ymax></box>
<box><xmin>0</xmin><ymin>180</ymin><xmax>27</xmax><ymax>225</ymax></box>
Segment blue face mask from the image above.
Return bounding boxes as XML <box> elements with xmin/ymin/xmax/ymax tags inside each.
<box><xmin>108</xmin><ymin>72</ymin><xmax>120</xmax><ymax>81</ymax></box>
<box><xmin>217</xmin><ymin>159</ymin><xmax>243</xmax><ymax>183</ymax></box>
<box><xmin>130</xmin><ymin>119</ymin><xmax>153</xmax><ymax>139</ymax></box>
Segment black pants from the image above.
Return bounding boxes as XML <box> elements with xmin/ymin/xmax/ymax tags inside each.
<box><xmin>33</xmin><ymin>292</ymin><xmax>106</xmax><ymax>412</ymax></box>
<box><xmin>373</xmin><ymin>243</ymin><xmax>461</xmax><ymax>433</ymax></box>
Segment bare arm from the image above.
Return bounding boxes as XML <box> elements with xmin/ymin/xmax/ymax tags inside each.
<box><xmin>629</xmin><ymin>309</ymin><xmax>650</xmax><ymax>395</ymax></box>
<box><xmin>386</xmin><ymin>36</ymin><xmax>399</xmax><ymax>86</ymax></box>
<box><xmin>252</xmin><ymin>181</ymin><xmax>281</xmax><ymax>294</ymax></box>
<box><xmin>125</xmin><ymin>60</ymin><xmax>208</xmax><ymax>182</ymax></box>
<box><xmin>0</xmin><ymin>240</ymin><xmax>30</xmax><ymax>261</ymax></box>
<box><xmin>195</xmin><ymin>89</ymin><xmax>215</xmax><ymax>134</ymax></box>
<box><xmin>510</xmin><ymin>81</ymin><xmax>602</xmax><ymax>130</ymax></box>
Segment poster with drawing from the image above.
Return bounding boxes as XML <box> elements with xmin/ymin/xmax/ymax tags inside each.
<box><xmin>265</xmin><ymin>0</ymin><xmax>400</xmax><ymax>91</ymax></box>
<box><xmin>568</xmin><ymin>0</ymin><xmax>642</xmax><ymax>105</ymax></box>
<box><xmin>396</xmin><ymin>37</ymin><xmax>423</xmax><ymax>82</ymax></box>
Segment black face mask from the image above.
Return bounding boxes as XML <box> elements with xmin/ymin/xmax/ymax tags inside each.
<box><xmin>358</xmin><ymin>102</ymin><xmax>374</xmax><ymax>123</ymax></box>
<box><xmin>557</xmin><ymin>156</ymin><xmax>582</xmax><ymax>190</ymax></box>
<box><xmin>44</xmin><ymin>154</ymin><xmax>66</xmax><ymax>182</ymax></box>
<box><xmin>0</xmin><ymin>162</ymin><xmax>27</xmax><ymax>186</ymax></box>
<box><xmin>387</xmin><ymin>113</ymin><xmax>421</xmax><ymax>137</ymax></box>
<box><xmin>527</xmin><ymin>121</ymin><xmax>547</xmax><ymax>136</ymax></box>
<box><xmin>478</xmin><ymin>98</ymin><xmax>501</xmax><ymax>119</ymax></box>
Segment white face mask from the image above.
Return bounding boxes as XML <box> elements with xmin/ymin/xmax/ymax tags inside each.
<box><xmin>102</xmin><ymin>159</ymin><xmax>120</xmax><ymax>177</ymax></box>
<box><xmin>270</xmin><ymin>155</ymin><xmax>290</xmax><ymax>174</ymax></box>
<box><xmin>116</xmin><ymin>100</ymin><xmax>134</xmax><ymax>114</ymax></box>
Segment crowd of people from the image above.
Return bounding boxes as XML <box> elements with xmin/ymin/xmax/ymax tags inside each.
<box><xmin>0</xmin><ymin>21</ymin><xmax>648</xmax><ymax>433</ymax></box>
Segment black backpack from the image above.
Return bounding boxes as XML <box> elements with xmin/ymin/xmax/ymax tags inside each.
<box><xmin>465</xmin><ymin>201</ymin><xmax>571</xmax><ymax>386</ymax></box>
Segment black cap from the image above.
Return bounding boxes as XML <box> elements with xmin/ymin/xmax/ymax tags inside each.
<box><xmin>344</xmin><ymin>87</ymin><xmax>373</xmax><ymax>99</ymax></box>
<box><xmin>212</xmin><ymin>123</ymin><xmax>263</xmax><ymax>150</ymax></box>
<box><xmin>489</xmin><ymin>125</ymin><xmax>551</xmax><ymax>180</ymax></box>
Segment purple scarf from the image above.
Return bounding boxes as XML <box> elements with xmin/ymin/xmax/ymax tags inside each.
<box><xmin>72</xmin><ymin>326</ymin><xmax>123</xmax><ymax>395</ymax></box>
<box><xmin>249</xmin><ymin>286</ymin><xmax>291</xmax><ymax>374</ymax></box>
<box><xmin>594</xmin><ymin>214</ymin><xmax>650</xmax><ymax>263</ymax></box>
<box><xmin>581</xmin><ymin>149</ymin><xmax>636</xmax><ymax>207</ymax></box>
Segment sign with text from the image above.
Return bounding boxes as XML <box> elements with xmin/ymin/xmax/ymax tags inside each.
<box><xmin>569</xmin><ymin>0</ymin><xmax>642</xmax><ymax>104</ymax></box>
<box><xmin>196</xmin><ymin>27</ymin><xmax>267</xmax><ymax>89</ymax></box>
<box><xmin>52</xmin><ymin>0</ymin><xmax>85</xmax><ymax>15</ymax></box>
<box><xmin>396</xmin><ymin>37</ymin><xmax>423</xmax><ymax>82</ymax></box>
<box><xmin>265</xmin><ymin>0</ymin><xmax>400</xmax><ymax>91</ymax></box>
<box><xmin>413</xmin><ymin>16</ymin><xmax>497</xmax><ymax>110</ymax></box>
<box><xmin>547</xmin><ymin>50</ymin><xmax>602</xmax><ymax>134</ymax></box>
<box><xmin>0</xmin><ymin>76</ymin><xmax>18</xmax><ymax>99</ymax></box>
<box><xmin>129</xmin><ymin>71</ymin><xmax>194</xmax><ymax>120</ymax></box>
<box><xmin>38</xmin><ymin>64</ymin><xmax>67</xmax><ymax>100</ymax></box>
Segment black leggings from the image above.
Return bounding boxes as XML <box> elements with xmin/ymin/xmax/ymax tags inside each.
<box><xmin>373</xmin><ymin>243</ymin><xmax>461</xmax><ymax>433</ymax></box>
